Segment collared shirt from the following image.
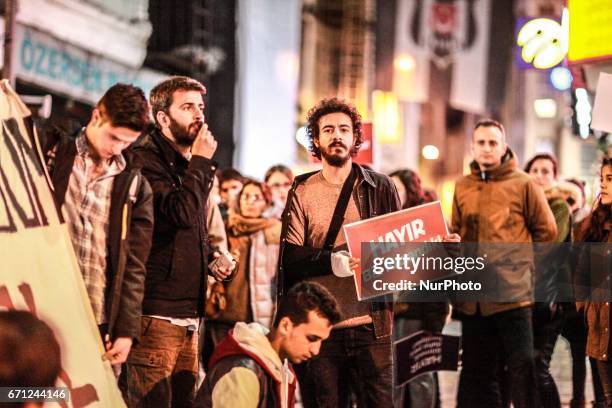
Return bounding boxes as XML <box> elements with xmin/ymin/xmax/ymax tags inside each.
<box><xmin>63</xmin><ymin>131</ymin><xmax>126</xmax><ymax>324</ymax></box>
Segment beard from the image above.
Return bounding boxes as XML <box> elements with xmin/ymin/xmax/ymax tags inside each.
<box><xmin>320</xmin><ymin>142</ymin><xmax>352</xmax><ymax>167</ymax></box>
<box><xmin>168</xmin><ymin>116</ymin><xmax>202</xmax><ymax>147</ymax></box>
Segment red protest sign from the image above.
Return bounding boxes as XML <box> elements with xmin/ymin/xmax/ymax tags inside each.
<box><xmin>343</xmin><ymin>201</ymin><xmax>448</xmax><ymax>300</ymax></box>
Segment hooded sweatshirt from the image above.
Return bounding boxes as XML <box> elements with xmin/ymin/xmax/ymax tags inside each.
<box><xmin>195</xmin><ymin>322</ymin><xmax>296</xmax><ymax>408</ymax></box>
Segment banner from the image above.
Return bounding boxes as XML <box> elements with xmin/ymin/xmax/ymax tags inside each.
<box><xmin>0</xmin><ymin>80</ymin><xmax>125</xmax><ymax>407</ymax></box>
<box><xmin>395</xmin><ymin>330</ymin><xmax>460</xmax><ymax>386</ymax></box>
<box><xmin>343</xmin><ymin>201</ymin><xmax>448</xmax><ymax>300</ymax></box>
<box><xmin>394</xmin><ymin>0</ymin><xmax>492</xmax><ymax>110</ymax></box>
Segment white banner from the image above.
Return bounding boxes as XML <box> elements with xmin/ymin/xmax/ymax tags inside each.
<box><xmin>394</xmin><ymin>0</ymin><xmax>492</xmax><ymax>113</ymax></box>
<box><xmin>0</xmin><ymin>80</ymin><xmax>125</xmax><ymax>407</ymax></box>
<box><xmin>12</xmin><ymin>25</ymin><xmax>166</xmax><ymax>105</ymax></box>
<box><xmin>449</xmin><ymin>0</ymin><xmax>491</xmax><ymax>114</ymax></box>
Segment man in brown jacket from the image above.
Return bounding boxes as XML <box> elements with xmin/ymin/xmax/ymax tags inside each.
<box><xmin>452</xmin><ymin>119</ymin><xmax>556</xmax><ymax>407</ymax></box>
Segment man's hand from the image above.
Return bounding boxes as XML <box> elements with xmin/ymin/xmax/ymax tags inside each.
<box><xmin>192</xmin><ymin>123</ymin><xmax>218</xmax><ymax>159</ymax></box>
<box><xmin>211</xmin><ymin>251</ymin><xmax>236</xmax><ymax>281</ymax></box>
<box><xmin>442</xmin><ymin>233</ymin><xmax>461</xmax><ymax>242</ymax></box>
<box><xmin>349</xmin><ymin>257</ymin><xmax>360</xmax><ymax>273</ymax></box>
<box><xmin>442</xmin><ymin>233</ymin><xmax>462</xmax><ymax>258</ymax></box>
<box><xmin>103</xmin><ymin>336</ymin><xmax>133</xmax><ymax>365</ymax></box>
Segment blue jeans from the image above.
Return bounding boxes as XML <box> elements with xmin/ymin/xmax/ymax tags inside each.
<box><xmin>295</xmin><ymin>324</ymin><xmax>393</xmax><ymax>407</ymax></box>
<box><xmin>119</xmin><ymin>316</ymin><xmax>199</xmax><ymax>408</ymax></box>
<box><xmin>457</xmin><ymin>307</ymin><xmax>536</xmax><ymax>408</ymax></box>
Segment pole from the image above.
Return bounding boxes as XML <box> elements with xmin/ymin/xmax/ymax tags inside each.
<box><xmin>3</xmin><ymin>0</ymin><xmax>16</xmax><ymax>85</ymax></box>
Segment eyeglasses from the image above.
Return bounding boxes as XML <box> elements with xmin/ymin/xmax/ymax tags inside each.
<box><xmin>241</xmin><ymin>193</ymin><xmax>265</xmax><ymax>203</ymax></box>
<box><xmin>268</xmin><ymin>182</ymin><xmax>292</xmax><ymax>190</ymax></box>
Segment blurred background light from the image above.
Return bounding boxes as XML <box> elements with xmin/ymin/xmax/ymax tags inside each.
<box><xmin>550</xmin><ymin>67</ymin><xmax>572</xmax><ymax>91</ymax></box>
<box><xmin>394</xmin><ymin>54</ymin><xmax>416</xmax><ymax>72</ymax></box>
<box><xmin>534</xmin><ymin>98</ymin><xmax>558</xmax><ymax>118</ymax></box>
<box><xmin>422</xmin><ymin>144</ymin><xmax>440</xmax><ymax>160</ymax></box>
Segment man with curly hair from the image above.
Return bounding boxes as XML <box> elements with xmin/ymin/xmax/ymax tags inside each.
<box><xmin>277</xmin><ymin>98</ymin><xmax>401</xmax><ymax>407</ymax></box>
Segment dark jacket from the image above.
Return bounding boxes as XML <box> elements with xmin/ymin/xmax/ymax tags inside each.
<box><xmin>278</xmin><ymin>163</ymin><xmax>401</xmax><ymax>338</ymax></box>
<box><xmin>44</xmin><ymin>127</ymin><xmax>154</xmax><ymax>341</ymax></box>
<box><xmin>131</xmin><ymin>129</ymin><xmax>217</xmax><ymax>318</ymax></box>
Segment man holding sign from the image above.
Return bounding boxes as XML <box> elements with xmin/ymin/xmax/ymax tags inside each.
<box><xmin>278</xmin><ymin>98</ymin><xmax>401</xmax><ymax>407</ymax></box>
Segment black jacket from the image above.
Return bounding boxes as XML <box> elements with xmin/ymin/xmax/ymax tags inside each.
<box><xmin>278</xmin><ymin>163</ymin><xmax>401</xmax><ymax>338</ymax></box>
<box><xmin>131</xmin><ymin>129</ymin><xmax>217</xmax><ymax>317</ymax></box>
<box><xmin>44</xmin><ymin>127</ymin><xmax>154</xmax><ymax>341</ymax></box>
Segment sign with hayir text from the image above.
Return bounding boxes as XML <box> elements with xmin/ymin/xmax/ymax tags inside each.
<box><xmin>343</xmin><ymin>201</ymin><xmax>448</xmax><ymax>300</ymax></box>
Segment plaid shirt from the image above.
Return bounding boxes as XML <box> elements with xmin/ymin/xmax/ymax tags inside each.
<box><xmin>63</xmin><ymin>131</ymin><xmax>126</xmax><ymax>324</ymax></box>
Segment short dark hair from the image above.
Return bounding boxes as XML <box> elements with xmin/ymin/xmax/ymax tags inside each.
<box><xmin>219</xmin><ymin>167</ymin><xmax>246</xmax><ymax>185</ymax></box>
<box><xmin>524</xmin><ymin>152</ymin><xmax>559</xmax><ymax>177</ymax></box>
<box><xmin>306</xmin><ymin>98</ymin><xmax>363</xmax><ymax>159</ymax></box>
<box><xmin>150</xmin><ymin>76</ymin><xmax>207</xmax><ymax>126</ymax></box>
<box><xmin>0</xmin><ymin>311</ymin><xmax>61</xmax><ymax>387</ymax></box>
<box><xmin>474</xmin><ymin>118</ymin><xmax>506</xmax><ymax>140</ymax></box>
<box><xmin>273</xmin><ymin>282</ymin><xmax>342</xmax><ymax>328</ymax></box>
<box><xmin>97</xmin><ymin>83</ymin><xmax>150</xmax><ymax>132</ymax></box>
<box><xmin>264</xmin><ymin>164</ymin><xmax>294</xmax><ymax>183</ymax></box>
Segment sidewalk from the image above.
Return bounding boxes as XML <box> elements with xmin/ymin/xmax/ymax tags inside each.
<box><xmin>439</xmin><ymin>320</ymin><xmax>595</xmax><ymax>407</ymax></box>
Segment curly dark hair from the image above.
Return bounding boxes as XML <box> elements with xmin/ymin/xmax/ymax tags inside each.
<box><xmin>306</xmin><ymin>98</ymin><xmax>363</xmax><ymax>159</ymax></box>
<box><xmin>273</xmin><ymin>281</ymin><xmax>342</xmax><ymax>328</ymax></box>
<box><xmin>576</xmin><ymin>157</ymin><xmax>612</xmax><ymax>242</ymax></box>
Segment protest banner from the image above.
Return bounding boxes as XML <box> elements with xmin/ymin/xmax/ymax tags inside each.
<box><xmin>395</xmin><ymin>330</ymin><xmax>460</xmax><ymax>386</ymax></box>
<box><xmin>0</xmin><ymin>79</ymin><xmax>126</xmax><ymax>407</ymax></box>
<box><xmin>343</xmin><ymin>201</ymin><xmax>448</xmax><ymax>300</ymax></box>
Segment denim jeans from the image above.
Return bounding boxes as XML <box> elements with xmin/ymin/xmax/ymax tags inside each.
<box><xmin>119</xmin><ymin>316</ymin><xmax>199</xmax><ymax>407</ymax></box>
<box><xmin>295</xmin><ymin>324</ymin><xmax>393</xmax><ymax>408</ymax></box>
<box><xmin>457</xmin><ymin>307</ymin><xmax>537</xmax><ymax>408</ymax></box>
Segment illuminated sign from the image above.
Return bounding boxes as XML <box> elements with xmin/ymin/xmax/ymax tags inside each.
<box><xmin>516</xmin><ymin>17</ymin><xmax>567</xmax><ymax>69</ymax></box>
<box><xmin>568</xmin><ymin>0</ymin><xmax>612</xmax><ymax>64</ymax></box>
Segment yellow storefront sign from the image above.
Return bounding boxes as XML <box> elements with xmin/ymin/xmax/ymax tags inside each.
<box><xmin>568</xmin><ymin>0</ymin><xmax>612</xmax><ymax>64</ymax></box>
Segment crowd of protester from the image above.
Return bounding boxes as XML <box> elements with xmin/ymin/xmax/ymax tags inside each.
<box><xmin>2</xmin><ymin>75</ymin><xmax>612</xmax><ymax>408</ymax></box>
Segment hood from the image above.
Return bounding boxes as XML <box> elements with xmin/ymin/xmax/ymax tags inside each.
<box><xmin>209</xmin><ymin>322</ymin><xmax>296</xmax><ymax>408</ymax></box>
<box><xmin>469</xmin><ymin>148</ymin><xmax>518</xmax><ymax>181</ymax></box>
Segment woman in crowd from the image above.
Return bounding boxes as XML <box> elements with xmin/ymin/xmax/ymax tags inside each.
<box><xmin>389</xmin><ymin>169</ymin><xmax>448</xmax><ymax>408</ymax></box>
<box><xmin>558</xmin><ymin>176</ymin><xmax>606</xmax><ymax>408</ymax></box>
<box><xmin>575</xmin><ymin>156</ymin><xmax>612</xmax><ymax>408</ymax></box>
<box><xmin>524</xmin><ymin>153</ymin><xmax>572</xmax><ymax>408</ymax></box>
<box><xmin>207</xmin><ymin>179</ymin><xmax>281</xmax><ymax>346</ymax></box>
<box><xmin>263</xmin><ymin>164</ymin><xmax>294</xmax><ymax>219</ymax></box>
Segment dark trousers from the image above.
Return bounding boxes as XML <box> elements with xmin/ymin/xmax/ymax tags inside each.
<box><xmin>457</xmin><ymin>307</ymin><xmax>537</xmax><ymax>408</ymax></box>
<box><xmin>201</xmin><ymin>320</ymin><xmax>233</xmax><ymax>370</ymax></box>
<box><xmin>295</xmin><ymin>324</ymin><xmax>393</xmax><ymax>408</ymax></box>
<box><xmin>562</xmin><ymin>309</ymin><xmax>606</xmax><ymax>407</ymax></box>
<box><xmin>597</xmin><ymin>360</ymin><xmax>612</xmax><ymax>408</ymax></box>
<box><xmin>533</xmin><ymin>304</ymin><xmax>564</xmax><ymax>408</ymax></box>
